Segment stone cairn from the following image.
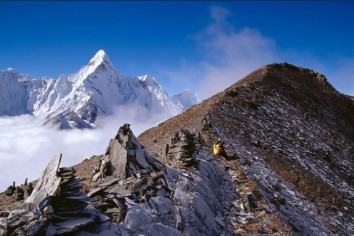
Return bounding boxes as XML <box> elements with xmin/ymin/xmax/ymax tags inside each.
<box><xmin>4</xmin><ymin>180</ymin><xmax>34</xmax><ymax>201</ymax></box>
<box><xmin>34</xmin><ymin>157</ymin><xmax>106</xmax><ymax>235</ymax></box>
<box><xmin>1</xmin><ymin>154</ymin><xmax>111</xmax><ymax>235</ymax></box>
<box><xmin>48</xmin><ymin>167</ymin><xmax>88</xmax><ymax>217</ymax></box>
<box><xmin>166</xmin><ymin>129</ymin><xmax>199</xmax><ymax>168</ymax></box>
<box><xmin>201</xmin><ymin>113</ymin><xmax>212</xmax><ymax>131</ymax></box>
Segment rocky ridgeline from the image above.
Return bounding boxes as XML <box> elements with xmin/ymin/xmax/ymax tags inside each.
<box><xmin>1</xmin><ymin>124</ymin><xmax>291</xmax><ymax>235</ymax></box>
<box><xmin>210</xmin><ymin>63</ymin><xmax>354</xmax><ymax>235</ymax></box>
<box><xmin>84</xmin><ymin>124</ymin><xmax>287</xmax><ymax>235</ymax></box>
<box><xmin>138</xmin><ymin>63</ymin><xmax>354</xmax><ymax>235</ymax></box>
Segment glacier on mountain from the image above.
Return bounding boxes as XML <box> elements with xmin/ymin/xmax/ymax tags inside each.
<box><xmin>0</xmin><ymin>50</ymin><xmax>198</xmax><ymax>128</ymax></box>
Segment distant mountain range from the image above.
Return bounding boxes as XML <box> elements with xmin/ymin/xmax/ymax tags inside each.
<box><xmin>0</xmin><ymin>50</ymin><xmax>198</xmax><ymax>128</ymax></box>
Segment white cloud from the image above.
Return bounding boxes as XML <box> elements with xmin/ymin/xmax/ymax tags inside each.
<box><xmin>162</xmin><ymin>5</ymin><xmax>354</xmax><ymax>99</ymax></box>
<box><xmin>0</xmin><ymin>109</ymin><xmax>167</xmax><ymax>191</ymax></box>
<box><xmin>0</xmin><ymin>115</ymin><xmax>107</xmax><ymax>191</ymax></box>
<box><xmin>163</xmin><ymin>6</ymin><xmax>278</xmax><ymax>100</ymax></box>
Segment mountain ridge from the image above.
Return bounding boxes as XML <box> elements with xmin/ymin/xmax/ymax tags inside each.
<box><xmin>0</xmin><ymin>50</ymin><xmax>198</xmax><ymax>128</ymax></box>
<box><xmin>138</xmin><ymin>62</ymin><xmax>354</xmax><ymax>235</ymax></box>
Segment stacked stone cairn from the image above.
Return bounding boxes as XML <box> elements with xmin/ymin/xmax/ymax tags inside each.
<box><xmin>25</xmin><ymin>165</ymin><xmax>95</xmax><ymax>235</ymax></box>
<box><xmin>166</xmin><ymin>129</ymin><xmax>199</xmax><ymax>168</ymax></box>
<box><xmin>0</xmin><ymin>154</ymin><xmax>113</xmax><ymax>235</ymax></box>
<box><xmin>4</xmin><ymin>181</ymin><xmax>33</xmax><ymax>200</ymax></box>
<box><xmin>4</xmin><ymin>185</ymin><xmax>16</xmax><ymax>197</ymax></box>
<box><xmin>201</xmin><ymin>113</ymin><xmax>212</xmax><ymax>131</ymax></box>
<box><xmin>50</xmin><ymin>167</ymin><xmax>88</xmax><ymax>215</ymax></box>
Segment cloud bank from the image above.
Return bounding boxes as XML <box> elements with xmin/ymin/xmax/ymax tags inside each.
<box><xmin>0</xmin><ymin>109</ymin><xmax>166</xmax><ymax>191</ymax></box>
<box><xmin>163</xmin><ymin>6</ymin><xmax>277</xmax><ymax>100</ymax></box>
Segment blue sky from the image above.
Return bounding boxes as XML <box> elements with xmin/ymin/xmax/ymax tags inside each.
<box><xmin>1</xmin><ymin>1</ymin><xmax>354</xmax><ymax>98</ymax></box>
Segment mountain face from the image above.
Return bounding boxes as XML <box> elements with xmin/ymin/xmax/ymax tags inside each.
<box><xmin>171</xmin><ymin>89</ymin><xmax>199</xmax><ymax>110</ymax></box>
<box><xmin>1</xmin><ymin>63</ymin><xmax>353</xmax><ymax>235</ymax></box>
<box><xmin>0</xmin><ymin>69</ymin><xmax>31</xmax><ymax>116</ymax></box>
<box><xmin>0</xmin><ymin>50</ymin><xmax>198</xmax><ymax>128</ymax></box>
<box><xmin>139</xmin><ymin>63</ymin><xmax>354</xmax><ymax>235</ymax></box>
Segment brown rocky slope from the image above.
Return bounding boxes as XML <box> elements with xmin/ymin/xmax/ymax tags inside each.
<box><xmin>139</xmin><ymin>63</ymin><xmax>354</xmax><ymax>235</ymax></box>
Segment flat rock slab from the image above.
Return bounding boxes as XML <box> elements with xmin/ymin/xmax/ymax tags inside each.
<box><xmin>24</xmin><ymin>154</ymin><xmax>62</xmax><ymax>210</ymax></box>
<box><xmin>215</xmin><ymin>216</ymin><xmax>226</xmax><ymax>228</ymax></box>
<box><xmin>108</xmin><ymin>139</ymin><xmax>128</xmax><ymax>180</ymax></box>
<box><xmin>61</xmin><ymin>178</ymin><xmax>83</xmax><ymax>189</ymax></box>
<box><xmin>105</xmin><ymin>208</ymin><xmax>121</xmax><ymax>214</ymax></box>
<box><xmin>108</xmin><ymin>186</ymin><xmax>131</xmax><ymax>198</ymax></box>
<box><xmin>64</xmin><ymin>192</ymin><xmax>89</xmax><ymax>200</ymax></box>
<box><xmin>92</xmin><ymin>172</ymin><xmax>101</xmax><ymax>182</ymax></box>
<box><xmin>98</xmin><ymin>178</ymin><xmax>120</xmax><ymax>187</ymax></box>
<box><xmin>52</xmin><ymin>217</ymin><xmax>95</xmax><ymax>234</ymax></box>
<box><xmin>87</xmin><ymin>187</ymin><xmax>104</xmax><ymax>198</ymax></box>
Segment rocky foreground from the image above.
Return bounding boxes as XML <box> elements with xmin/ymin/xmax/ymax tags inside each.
<box><xmin>0</xmin><ymin>123</ymin><xmax>291</xmax><ymax>235</ymax></box>
<box><xmin>0</xmin><ymin>63</ymin><xmax>353</xmax><ymax>235</ymax></box>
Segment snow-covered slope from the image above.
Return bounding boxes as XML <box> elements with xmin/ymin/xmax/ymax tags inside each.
<box><xmin>172</xmin><ymin>89</ymin><xmax>199</xmax><ymax>111</ymax></box>
<box><xmin>0</xmin><ymin>50</ymin><xmax>198</xmax><ymax>128</ymax></box>
<box><xmin>0</xmin><ymin>69</ymin><xmax>31</xmax><ymax>116</ymax></box>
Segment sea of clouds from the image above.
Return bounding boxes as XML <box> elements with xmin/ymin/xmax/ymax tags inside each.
<box><xmin>0</xmin><ymin>107</ymin><xmax>166</xmax><ymax>191</ymax></box>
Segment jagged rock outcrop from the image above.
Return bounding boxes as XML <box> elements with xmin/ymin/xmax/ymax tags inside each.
<box><xmin>104</xmin><ymin>123</ymin><xmax>165</xmax><ymax>180</ymax></box>
<box><xmin>85</xmin><ymin>124</ymin><xmax>257</xmax><ymax>235</ymax></box>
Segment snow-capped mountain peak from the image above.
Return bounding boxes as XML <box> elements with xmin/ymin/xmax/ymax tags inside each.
<box><xmin>1</xmin><ymin>68</ymin><xmax>30</xmax><ymax>82</ymax></box>
<box><xmin>72</xmin><ymin>49</ymin><xmax>119</xmax><ymax>84</ymax></box>
<box><xmin>91</xmin><ymin>49</ymin><xmax>107</xmax><ymax>61</ymax></box>
<box><xmin>88</xmin><ymin>50</ymin><xmax>113</xmax><ymax>69</ymax></box>
<box><xmin>5</xmin><ymin>68</ymin><xmax>16</xmax><ymax>72</ymax></box>
<box><xmin>138</xmin><ymin>74</ymin><xmax>155</xmax><ymax>82</ymax></box>
<box><xmin>172</xmin><ymin>89</ymin><xmax>199</xmax><ymax>110</ymax></box>
<box><xmin>0</xmin><ymin>50</ymin><xmax>198</xmax><ymax>129</ymax></box>
<box><xmin>138</xmin><ymin>75</ymin><xmax>162</xmax><ymax>91</ymax></box>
